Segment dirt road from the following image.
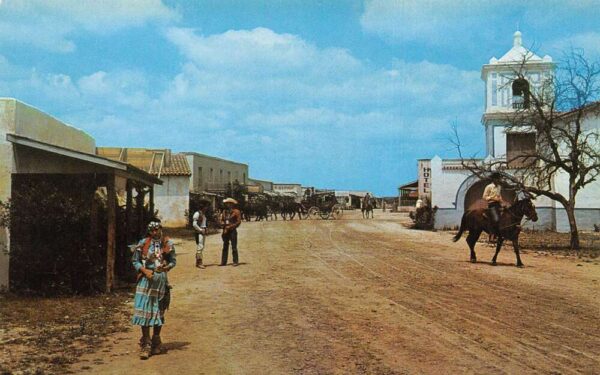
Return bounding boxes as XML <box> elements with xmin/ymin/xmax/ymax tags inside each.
<box><xmin>79</xmin><ymin>210</ymin><xmax>600</xmax><ymax>374</ymax></box>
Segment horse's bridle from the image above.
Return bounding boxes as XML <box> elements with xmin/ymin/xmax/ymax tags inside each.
<box><xmin>499</xmin><ymin>199</ymin><xmax>531</xmax><ymax>230</ymax></box>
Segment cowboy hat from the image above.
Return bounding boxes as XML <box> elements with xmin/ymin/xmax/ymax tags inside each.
<box><xmin>489</xmin><ymin>172</ymin><xmax>502</xmax><ymax>180</ymax></box>
<box><xmin>223</xmin><ymin>197</ymin><xmax>238</xmax><ymax>204</ymax></box>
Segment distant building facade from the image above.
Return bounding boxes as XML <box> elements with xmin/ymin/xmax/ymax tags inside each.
<box><xmin>185</xmin><ymin>152</ymin><xmax>248</xmax><ymax>194</ymax></box>
<box><xmin>273</xmin><ymin>183</ymin><xmax>302</xmax><ymax>197</ymax></box>
<box><xmin>249</xmin><ymin>178</ymin><xmax>273</xmax><ymax>192</ymax></box>
<box><xmin>398</xmin><ymin>180</ymin><xmax>418</xmax><ymax>209</ymax></box>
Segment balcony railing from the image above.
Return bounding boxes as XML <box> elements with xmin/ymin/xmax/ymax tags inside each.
<box><xmin>205</xmin><ymin>182</ymin><xmax>228</xmax><ymax>192</ymax></box>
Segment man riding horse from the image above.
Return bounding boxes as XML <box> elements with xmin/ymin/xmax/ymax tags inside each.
<box><xmin>453</xmin><ymin>172</ymin><xmax>538</xmax><ymax>267</ymax></box>
<box><xmin>483</xmin><ymin>172</ymin><xmax>504</xmax><ymax>234</ymax></box>
<box><xmin>362</xmin><ymin>193</ymin><xmax>374</xmax><ymax>219</ymax></box>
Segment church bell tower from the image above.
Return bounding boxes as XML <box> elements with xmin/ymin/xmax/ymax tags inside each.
<box><xmin>480</xmin><ymin>31</ymin><xmax>554</xmax><ymax>159</ymax></box>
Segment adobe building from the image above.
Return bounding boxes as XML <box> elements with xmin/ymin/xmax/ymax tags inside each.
<box><xmin>248</xmin><ymin>178</ymin><xmax>274</xmax><ymax>193</ymax></box>
<box><xmin>97</xmin><ymin>148</ymin><xmax>192</xmax><ymax>227</ymax></box>
<box><xmin>0</xmin><ymin>98</ymin><xmax>160</xmax><ymax>292</ymax></box>
<box><xmin>273</xmin><ymin>183</ymin><xmax>303</xmax><ymax>197</ymax></box>
<box><xmin>185</xmin><ymin>152</ymin><xmax>249</xmax><ymax>194</ymax></box>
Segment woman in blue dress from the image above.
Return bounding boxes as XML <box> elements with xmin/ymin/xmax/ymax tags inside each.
<box><xmin>132</xmin><ymin>221</ymin><xmax>176</xmax><ymax>359</ymax></box>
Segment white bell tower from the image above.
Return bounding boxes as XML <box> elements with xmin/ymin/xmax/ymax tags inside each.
<box><xmin>480</xmin><ymin>31</ymin><xmax>554</xmax><ymax>158</ymax></box>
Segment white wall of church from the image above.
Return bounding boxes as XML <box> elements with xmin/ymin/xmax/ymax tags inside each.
<box><xmin>493</xmin><ymin>126</ymin><xmax>507</xmax><ymax>158</ymax></box>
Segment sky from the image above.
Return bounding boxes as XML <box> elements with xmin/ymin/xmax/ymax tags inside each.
<box><xmin>1</xmin><ymin>0</ymin><xmax>600</xmax><ymax>195</ymax></box>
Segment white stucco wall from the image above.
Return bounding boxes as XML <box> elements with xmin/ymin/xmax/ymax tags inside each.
<box><xmin>154</xmin><ymin>175</ymin><xmax>190</xmax><ymax>228</ymax></box>
<box><xmin>273</xmin><ymin>184</ymin><xmax>302</xmax><ymax>196</ymax></box>
<box><xmin>185</xmin><ymin>152</ymin><xmax>248</xmax><ymax>193</ymax></box>
<box><xmin>0</xmin><ymin>98</ymin><xmax>97</xmax><ymax>289</ymax></box>
<box><xmin>7</xmin><ymin>98</ymin><xmax>95</xmax><ymax>153</ymax></box>
<box><xmin>430</xmin><ymin>157</ymin><xmax>472</xmax><ymax>209</ymax></box>
<box><xmin>493</xmin><ymin>126</ymin><xmax>507</xmax><ymax>158</ymax></box>
<box><xmin>0</xmin><ymin>101</ymin><xmax>14</xmax><ymax>288</ymax></box>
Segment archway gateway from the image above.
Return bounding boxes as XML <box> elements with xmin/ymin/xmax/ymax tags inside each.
<box><xmin>464</xmin><ymin>178</ymin><xmax>516</xmax><ymax>211</ymax></box>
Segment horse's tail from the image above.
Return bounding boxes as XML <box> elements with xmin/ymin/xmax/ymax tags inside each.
<box><xmin>453</xmin><ymin>214</ymin><xmax>467</xmax><ymax>242</ymax></box>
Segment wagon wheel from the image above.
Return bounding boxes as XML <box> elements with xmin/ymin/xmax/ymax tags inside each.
<box><xmin>308</xmin><ymin>206</ymin><xmax>320</xmax><ymax>220</ymax></box>
<box><xmin>319</xmin><ymin>210</ymin><xmax>331</xmax><ymax>220</ymax></box>
<box><xmin>331</xmin><ymin>204</ymin><xmax>343</xmax><ymax>220</ymax></box>
<box><xmin>298</xmin><ymin>205</ymin><xmax>310</xmax><ymax>220</ymax></box>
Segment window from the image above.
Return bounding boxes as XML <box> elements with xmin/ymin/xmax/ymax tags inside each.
<box><xmin>512</xmin><ymin>78</ymin><xmax>530</xmax><ymax>109</ymax></box>
<box><xmin>228</xmin><ymin>171</ymin><xmax>231</xmax><ymax>183</ymax></box>
<box><xmin>507</xmin><ymin>133</ymin><xmax>536</xmax><ymax>168</ymax></box>
<box><xmin>210</xmin><ymin>168</ymin><xmax>214</xmax><ymax>182</ymax></box>
<box><xmin>219</xmin><ymin>169</ymin><xmax>223</xmax><ymax>183</ymax></box>
<box><xmin>198</xmin><ymin>167</ymin><xmax>203</xmax><ymax>186</ymax></box>
<box><xmin>491</xmin><ymin>73</ymin><xmax>497</xmax><ymax>106</ymax></box>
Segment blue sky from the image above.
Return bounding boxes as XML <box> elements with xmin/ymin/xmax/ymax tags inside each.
<box><xmin>1</xmin><ymin>0</ymin><xmax>600</xmax><ymax>195</ymax></box>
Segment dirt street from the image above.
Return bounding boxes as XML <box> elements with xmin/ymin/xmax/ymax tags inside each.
<box><xmin>78</xmin><ymin>210</ymin><xmax>600</xmax><ymax>374</ymax></box>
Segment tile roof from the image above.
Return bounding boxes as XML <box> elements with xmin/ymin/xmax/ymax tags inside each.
<box><xmin>96</xmin><ymin>148</ymin><xmax>191</xmax><ymax>177</ymax></box>
<box><xmin>149</xmin><ymin>153</ymin><xmax>191</xmax><ymax>176</ymax></box>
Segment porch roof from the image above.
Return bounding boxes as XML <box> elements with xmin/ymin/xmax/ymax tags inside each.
<box><xmin>7</xmin><ymin>133</ymin><xmax>162</xmax><ymax>186</ymax></box>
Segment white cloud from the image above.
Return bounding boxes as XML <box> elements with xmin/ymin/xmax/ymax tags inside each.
<box><xmin>547</xmin><ymin>32</ymin><xmax>600</xmax><ymax>60</ymax></box>
<box><xmin>360</xmin><ymin>0</ymin><xmax>600</xmax><ymax>47</ymax></box>
<box><xmin>165</xmin><ymin>27</ymin><xmax>361</xmax><ymax>76</ymax></box>
<box><xmin>0</xmin><ymin>0</ymin><xmax>179</xmax><ymax>52</ymax></box>
<box><xmin>0</xmin><ymin>27</ymin><xmax>484</xmax><ymax>191</ymax></box>
<box><xmin>360</xmin><ymin>0</ymin><xmax>500</xmax><ymax>44</ymax></box>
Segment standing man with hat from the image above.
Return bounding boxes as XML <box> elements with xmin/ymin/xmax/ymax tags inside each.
<box><xmin>483</xmin><ymin>172</ymin><xmax>504</xmax><ymax>234</ymax></box>
<box><xmin>192</xmin><ymin>201</ymin><xmax>209</xmax><ymax>269</ymax></box>
<box><xmin>220</xmin><ymin>198</ymin><xmax>242</xmax><ymax>266</ymax></box>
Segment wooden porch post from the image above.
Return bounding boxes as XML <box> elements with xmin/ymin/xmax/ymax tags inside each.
<box><xmin>126</xmin><ymin>180</ymin><xmax>133</xmax><ymax>246</ymax></box>
<box><xmin>136</xmin><ymin>185</ymin><xmax>145</xmax><ymax>237</ymax></box>
<box><xmin>149</xmin><ymin>185</ymin><xmax>155</xmax><ymax>220</ymax></box>
<box><xmin>106</xmin><ymin>175</ymin><xmax>116</xmax><ymax>293</ymax></box>
<box><xmin>90</xmin><ymin>188</ymin><xmax>99</xmax><ymax>261</ymax></box>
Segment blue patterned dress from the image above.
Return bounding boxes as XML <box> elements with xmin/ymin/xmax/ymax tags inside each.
<box><xmin>131</xmin><ymin>237</ymin><xmax>176</xmax><ymax>326</ymax></box>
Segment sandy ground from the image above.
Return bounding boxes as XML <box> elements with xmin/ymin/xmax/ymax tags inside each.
<box><xmin>75</xmin><ymin>210</ymin><xmax>600</xmax><ymax>374</ymax></box>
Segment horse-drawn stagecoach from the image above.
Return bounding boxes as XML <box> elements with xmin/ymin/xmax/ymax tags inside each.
<box><xmin>300</xmin><ymin>191</ymin><xmax>343</xmax><ymax>220</ymax></box>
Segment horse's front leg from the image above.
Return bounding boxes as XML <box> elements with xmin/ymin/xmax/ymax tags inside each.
<box><xmin>491</xmin><ymin>236</ymin><xmax>504</xmax><ymax>265</ymax></box>
<box><xmin>513</xmin><ymin>237</ymin><xmax>524</xmax><ymax>267</ymax></box>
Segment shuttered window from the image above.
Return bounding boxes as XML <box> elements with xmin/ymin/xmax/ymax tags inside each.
<box><xmin>507</xmin><ymin>133</ymin><xmax>536</xmax><ymax>168</ymax></box>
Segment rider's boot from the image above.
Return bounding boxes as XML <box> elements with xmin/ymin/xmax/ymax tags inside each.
<box><xmin>488</xmin><ymin>206</ymin><xmax>501</xmax><ymax>234</ymax></box>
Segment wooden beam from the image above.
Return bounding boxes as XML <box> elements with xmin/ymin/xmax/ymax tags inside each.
<box><xmin>149</xmin><ymin>185</ymin><xmax>155</xmax><ymax>220</ymax></box>
<box><xmin>136</xmin><ymin>185</ymin><xmax>145</xmax><ymax>237</ymax></box>
<box><xmin>106</xmin><ymin>175</ymin><xmax>116</xmax><ymax>293</ymax></box>
<box><xmin>126</xmin><ymin>180</ymin><xmax>133</xmax><ymax>246</ymax></box>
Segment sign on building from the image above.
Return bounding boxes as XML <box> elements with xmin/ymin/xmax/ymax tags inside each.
<box><xmin>418</xmin><ymin>160</ymin><xmax>432</xmax><ymax>201</ymax></box>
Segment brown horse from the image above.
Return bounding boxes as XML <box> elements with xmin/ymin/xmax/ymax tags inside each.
<box><xmin>361</xmin><ymin>197</ymin><xmax>374</xmax><ymax>219</ymax></box>
<box><xmin>453</xmin><ymin>196</ymin><xmax>538</xmax><ymax>267</ymax></box>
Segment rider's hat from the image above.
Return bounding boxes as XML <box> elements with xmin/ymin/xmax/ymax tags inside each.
<box><xmin>489</xmin><ymin>172</ymin><xmax>502</xmax><ymax>180</ymax></box>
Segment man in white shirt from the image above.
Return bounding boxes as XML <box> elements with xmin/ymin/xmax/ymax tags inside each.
<box><xmin>193</xmin><ymin>203</ymin><xmax>208</xmax><ymax>269</ymax></box>
<box><xmin>483</xmin><ymin>172</ymin><xmax>503</xmax><ymax>234</ymax></box>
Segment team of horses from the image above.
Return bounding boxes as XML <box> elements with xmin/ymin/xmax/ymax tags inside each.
<box><xmin>242</xmin><ymin>194</ymin><xmax>302</xmax><ymax>221</ymax></box>
<box><xmin>239</xmin><ymin>193</ymin><xmax>377</xmax><ymax>221</ymax></box>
